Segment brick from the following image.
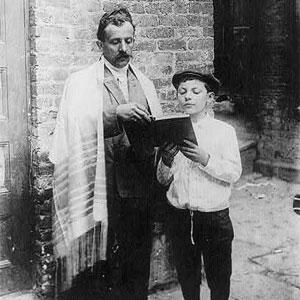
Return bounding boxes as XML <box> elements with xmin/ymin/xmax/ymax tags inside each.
<box><xmin>103</xmin><ymin>1</ymin><xmax>145</xmax><ymax>14</ymax></box>
<box><xmin>35</xmin><ymin>201</ymin><xmax>52</xmax><ymax>216</ymax></box>
<box><xmin>144</xmin><ymin>2</ymin><xmax>173</xmax><ymax>14</ymax></box>
<box><xmin>102</xmin><ymin>1</ymin><xmax>123</xmax><ymax>12</ymax></box>
<box><xmin>133</xmin><ymin>39</ymin><xmax>156</xmax><ymax>51</ymax></box>
<box><xmin>189</xmin><ymin>2</ymin><xmax>203</xmax><ymax>14</ymax></box>
<box><xmin>72</xmin><ymin>55</ymin><xmax>99</xmax><ymax>66</ymax></box>
<box><xmin>176</xmin><ymin>51</ymin><xmax>204</xmax><ymax>61</ymax></box>
<box><xmin>133</xmin><ymin>52</ymin><xmax>174</xmax><ymax>66</ymax></box>
<box><xmin>173</xmin><ymin>0</ymin><xmax>189</xmax><ymax>14</ymax></box>
<box><xmin>146</xmin><ymin>64</ymin><xmax>174</xmax><ymax>79</ymax></box>
<box><xmin>144</xmin><ymin>3</ymin><xmax>159</xmax><ymax>14</ymax></box>
<box><xmin>38</xmin><ymin>215</ymin><xmax>52</xmax><ymax>230</ymax></box>
<box><xmin>133</xmin><ymin>14</ymin><xmax>159</xmax><ymax>27</ymax></box>
<box><xmin>36</xmin><ymin>25</ymin><xmax>70</xmax><ymax>39</ymax></box>
<box><xmin>137</xmin><ymin>27</ymin><xmax>175</xmax><ymax>39</ymax></box>
<box><xmin>175</xmin><ymin>27</ymin><xmax>203</xmax><ymax>38</ymax></box>
<box><xmin>36</xmin><ymin>38</ymin><xmax>88</xmax><ymax>54</ymax></box>
<box><xmin>175</xmin><ymin>61</ymin><xmax>211</xmax><ymax>72</ymax></box>
<box><xmin>37</xmin><ymin>82</ymin><xmax>65</xmax><ymax>96</ymax></box>
<box><xmin>152</xmin><ymin>78</ymin><xmax>172</xmax><ymax>89</ymax></box>
<box><xmin>37</xmin><ymin>229</ymin><xmax>52</xmax><ymax>242</ymax></box>
<box><xmin>86</xmin><ymin>1</ymin><xmax>102</xmax><ymax>12</ymax></box>
<box><xmin>158</xmin><ymin>39</ymin><xmax>186</xmax><ymax>51</ymax></box>
<box><xmin>158</xmin><ymin>15</ymin><xmax>188</xmax><ymax>27</ymax></box>
<box><xmin>36</xmin><ymin>0</ymin><xmax>70</xmax><ymax>8</ymax></box>
<box><xmin>129</xmin><ymin>2</ymin><xmax>145</xmax><ymax>14</ymax></box>
<box><xmin>36</xmin><ymin>67</ymin><xmax>69</xmax><ymax>82</ymax></box>
<box><xmin>203</xmin><ymin>26</ymin><xmax>214</xmax><ymax>37</ymax></box>
<box><xmin>29</xmin><ymin>9</ymin><xmax>37</xmax><ymax>26</ymax></box>
<box><xmin>159</xmin><ymin>90</ymin><xmax>177</xmax><ymax>101</ymax></box>
<box><xmin>74</xmin><ymin>28</ymin><xmax>94</xmax><ymax>40</ymax></box>
<box><xmin>37</xmin><ymin>53</ymin><xmax>74</xmax><ymax>68</ymax></box>
<box><xmin>186</xmin><ymin>14</ymin><xmax>209</xmax><ymax>26</ymax></box>
<box><xmin>188</xmin><ymin>38</ymin><xmax>214</xmax><ymax>50</ymax></box>
<box><xmin>160</xmin><ymin>101</ymin><xmax>180</xmax><ymax>114</ymax></box>
<box><xmin>176</xmin><ymin>50</ymin><xmax>214</xmax><ymax>65</ymax></box>
<box><xmin>35</xmin><ymin>7</ymin><xmax>73</xmax><ymax>25</ymax></box>
<box><xmin>69</xmin><ymin>0</ymin><xmax>102</xmax><ymax>12</ymax></box>
<box><xmin>201</xmin><ymin>2</ymin><xmax>214</xmax><ymax>14</ymax></box>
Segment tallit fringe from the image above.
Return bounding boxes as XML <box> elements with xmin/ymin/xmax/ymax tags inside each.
<box><xmin>54</xmin><ymin>223</ymin><xmax>103</xmax><ymax>297</ymax></box>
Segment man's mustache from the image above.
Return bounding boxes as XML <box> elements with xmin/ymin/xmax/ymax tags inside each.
<box><xmin>117</xmin><ymin>52</ymin><xmax>132</xmax><ymax>59</ymax></box>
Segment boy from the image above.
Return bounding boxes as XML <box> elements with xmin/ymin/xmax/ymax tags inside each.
<box><xmin>157</xmin><ymin>70</ymin><xmax>242</xmax><ymax>300</ymax></box>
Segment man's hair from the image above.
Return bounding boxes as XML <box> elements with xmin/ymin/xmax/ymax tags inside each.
<box><xmin>97</xmin><ymin>8</ymin><xmax>135</xmax><ymax>41</ymax></box>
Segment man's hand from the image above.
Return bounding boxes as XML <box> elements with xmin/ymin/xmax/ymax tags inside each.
<box><xmin>161</xmin><ymin>142</ymin><xmax>179</xmax><ymax>167</ymax></box>
<box><xmin>116</xmin><ymin>103</ymin><xmax>152</xmax><ymax>123</ymax></box>
<box><xmin>179</xmin><ymin>139</ymin><xmax>210</xmax><ymax>166</ymax></box>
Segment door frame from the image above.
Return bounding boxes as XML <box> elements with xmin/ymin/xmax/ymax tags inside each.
<box><xmin>0</xmin><ymin>0</ymin><xmax>32</xmax><ymax>270</ymax></box>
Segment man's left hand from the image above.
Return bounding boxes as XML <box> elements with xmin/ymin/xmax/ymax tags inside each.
<box><xmin>179</xmin><ymin>139</ymin><xmax>209</xmax><ymax>166</ymax></box>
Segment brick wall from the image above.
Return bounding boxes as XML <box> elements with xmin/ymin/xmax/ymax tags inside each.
<box><xmin>254</xmin><ymin>0</ymin><xmax>300</xmax><ymax>181</ymax></box>
<box><xmin>29</xmin><ymin>0</ymin><xmax>214</xmax><ymax>296</ymax></box>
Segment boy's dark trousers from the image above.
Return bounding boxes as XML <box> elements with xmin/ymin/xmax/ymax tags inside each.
<box><xmin>168</xmin><ymin>206</ymin><xmax>234</xmax><ymax>300</ymax></box>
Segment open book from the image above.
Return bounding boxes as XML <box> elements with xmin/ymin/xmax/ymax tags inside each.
<box><xmin>124</xmin><ymin>114</ymin><xmax>198</xmax><ymax>147</ymax></box>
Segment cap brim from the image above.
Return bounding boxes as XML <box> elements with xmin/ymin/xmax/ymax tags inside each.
<box><xmin>172</xmin><ymin>70</ymin><xmax>220</xmax><ymax>93</ymax></box>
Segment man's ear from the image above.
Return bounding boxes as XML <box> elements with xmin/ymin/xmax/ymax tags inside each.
<box><xmin>96</xmin><ymin>40</ymin><xmax>103</xmax><ymax>50</ymax></box>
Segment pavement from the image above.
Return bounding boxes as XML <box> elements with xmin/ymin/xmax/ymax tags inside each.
<box><xmin>149</xmin><ymin>173</ymin><xmax>300</xmax><ymax>300</ymax></box>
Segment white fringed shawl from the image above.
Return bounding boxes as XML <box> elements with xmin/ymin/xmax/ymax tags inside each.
<box><xmin>49</xmin><ymin>58</ymin><xmax>162</xmax><ymax>291</ymax></box>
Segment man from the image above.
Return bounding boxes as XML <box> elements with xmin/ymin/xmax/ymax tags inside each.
<box><xmin>50</xmin><ymin>8</ymin><xmax>163</xmax><ymax>299</ymax></box>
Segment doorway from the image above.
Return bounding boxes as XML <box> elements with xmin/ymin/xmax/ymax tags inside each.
<box><xmin>0</xmin><ymin>0</ymin><xmax>32</xmax><ymax>295</ymax></box>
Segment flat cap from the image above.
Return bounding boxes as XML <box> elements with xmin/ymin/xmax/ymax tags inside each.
<box><xmin>172</xmin><ymin>69</ymin><xmax>221</xmax><ymax>94</ymax></box>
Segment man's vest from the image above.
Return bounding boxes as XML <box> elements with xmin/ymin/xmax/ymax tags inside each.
<box><xmin>103</xmin><ymin>66</ymin><xmax>155</xmax><ymax>201</ymax></box>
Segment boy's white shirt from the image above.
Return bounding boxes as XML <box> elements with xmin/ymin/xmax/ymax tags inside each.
<box><xmin>157</xmin><ymin>114</ymin><xmax>242</xmax><ymax>212</ymax></box>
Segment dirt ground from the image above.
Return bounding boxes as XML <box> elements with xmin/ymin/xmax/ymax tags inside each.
<box><xmin>149</xmin><ymin>173</ymin><xmax>300</xmax><ymax>300</ymax></box>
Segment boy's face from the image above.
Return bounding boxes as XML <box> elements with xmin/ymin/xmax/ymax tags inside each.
<box><xmin>177</xmin><ymin>79</ymin><xmax>214</xmax><ymax>117</ymax></box>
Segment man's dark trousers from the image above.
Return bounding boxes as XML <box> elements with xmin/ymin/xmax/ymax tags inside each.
<box><xmin>107</xmin><ymin>197</ymin><xmax>152</xmax><ymax>300</ymax></box>
<box><xmin>168</xmin><ymin>206</ymin><xmax>234</xmax><ymax>300</ymax></box>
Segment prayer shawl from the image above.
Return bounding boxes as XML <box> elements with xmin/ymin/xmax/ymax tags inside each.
<box><xmin>49</xmin><ymin>57</ymin><xmax>163</xmax><ymax>292</ymax></box>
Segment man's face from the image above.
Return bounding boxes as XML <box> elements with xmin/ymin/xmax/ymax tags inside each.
<box><xmin>101</xmin><ymin>21</ymin><xmax>135</xmax><ymax>68</ymax></box>
<box><xmin>177</xmin><ymin>79</ymin><xmax>213</xmax><ymax>117</ymax></box>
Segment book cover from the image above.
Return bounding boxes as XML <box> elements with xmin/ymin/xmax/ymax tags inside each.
<box><xmin>124</xmin><ymin>114</ymin><xmax>198</xmax><ymax>147</ymax></box>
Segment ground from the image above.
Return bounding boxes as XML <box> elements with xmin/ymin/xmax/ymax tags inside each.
<box><xmin>149</xmin><ymin>173</ymin><xmax>300</xmax><ymax>300</ymax></box>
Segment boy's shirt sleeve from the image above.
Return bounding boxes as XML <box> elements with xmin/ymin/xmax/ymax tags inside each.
<box><xmin>156</xmin><ymin>158</ymin><xmax>174</xmax><ymax>186</ymax></box>
<box><xmin>199</xmin><ymin>126</ymin><xmax>242</xmax><ymax>184</ymax></box>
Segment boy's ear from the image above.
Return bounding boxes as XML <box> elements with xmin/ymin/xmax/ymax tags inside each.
<box><xmin>206</xmin><ymin>92</ymin><xmax>215</xmax><ymax>109</ymax></box>
<box><xmin>208</xmin><ymin>91</ymin><xmax>215</xmax><ymax>99</ymax></box>
<box><xmin>208</xmin><ymin>92</ymin><xmax>215</xmax><ymax>103</ymax></box>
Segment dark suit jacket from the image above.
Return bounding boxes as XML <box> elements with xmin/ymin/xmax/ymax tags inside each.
<box><xmin>102</xmin><ymin>65</ymin><xmax>156</xmax><ymax>204</ymax></box>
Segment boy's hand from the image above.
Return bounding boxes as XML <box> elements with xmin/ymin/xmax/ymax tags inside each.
<box><xmin>161</xmin><ymin>142</ymin><xmax>179</xmax><ymax>167</ymax></box>
<box><xmin>179</xmin><ymin>139</ymin><xmax>210</xmax><ymax>166</ymax></box>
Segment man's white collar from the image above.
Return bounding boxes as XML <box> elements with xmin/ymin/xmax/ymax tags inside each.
<box><xmin>104</xmin><ymin>58</ymin><xmax>129</xmax><ymax>77</ymax></box>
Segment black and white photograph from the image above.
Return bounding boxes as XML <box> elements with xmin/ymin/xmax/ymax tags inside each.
<box><xmin>0</xmin><ymin>1</ymin><xmax>299</xmax><ymax>299</ymax></box>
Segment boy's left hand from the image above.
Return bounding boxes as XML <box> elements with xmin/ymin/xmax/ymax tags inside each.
<box><xmin>179</xmin><ymin>139</ymin><xmax>210</xmax><ymax>166</ymax></box>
